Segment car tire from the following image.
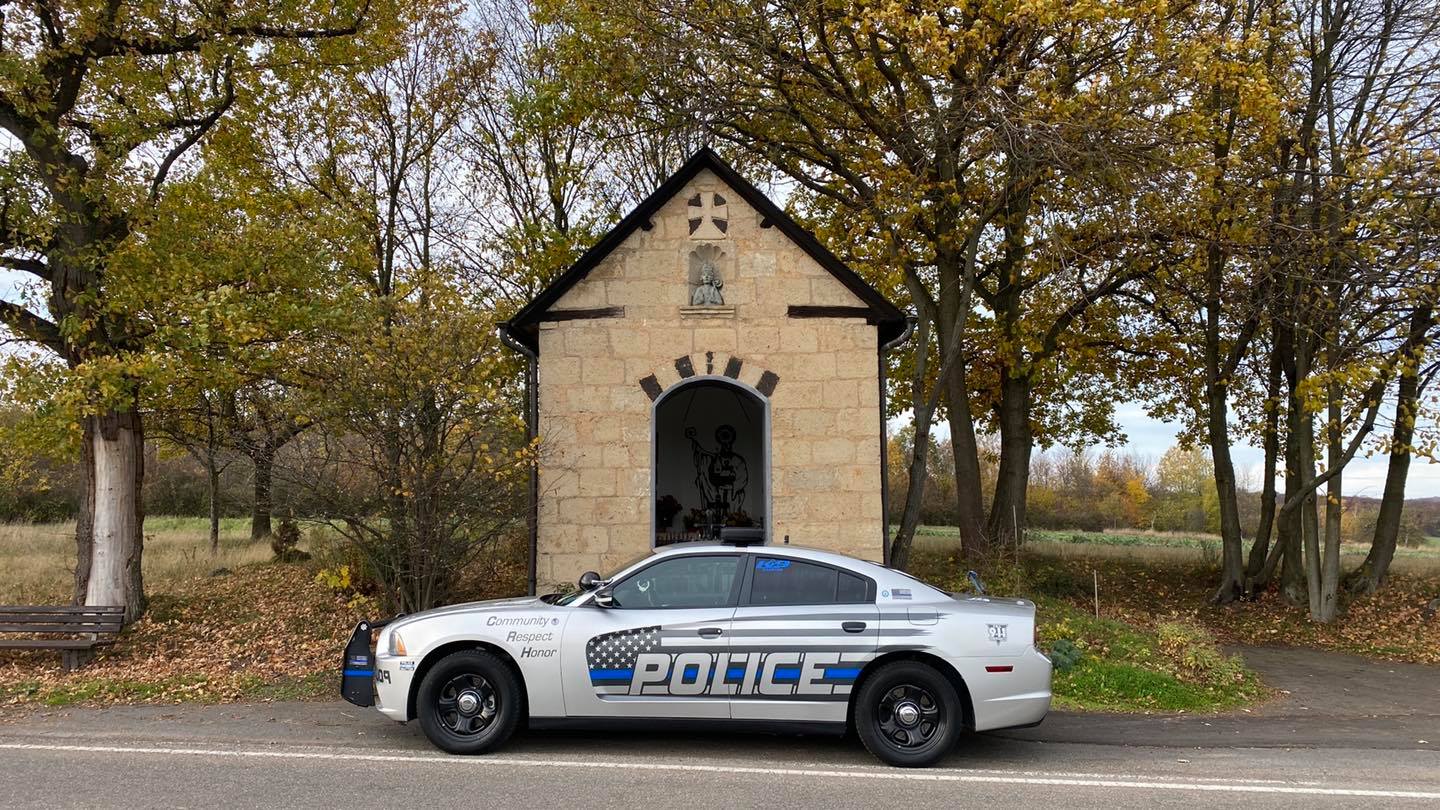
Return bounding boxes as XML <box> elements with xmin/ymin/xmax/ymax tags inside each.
<box><xmin>854</xmin><ymin>661</ymin><xmax>962</xmax><ymax>767</ymax></box>
<box><xmin>416</xmin><ymin>649</ymin><xmax>523</xmax><ymax>755</ymax></box>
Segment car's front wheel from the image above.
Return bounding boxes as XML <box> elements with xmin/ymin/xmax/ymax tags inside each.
<box><xmin>854</xmin><ymin>661</ymin><xmax>962</xmax><ymax>767</ymax></box>
<box><xmin>416</xmin><ymin>649</ymin><xmax>522</xmax><ymax>754</ymax></box>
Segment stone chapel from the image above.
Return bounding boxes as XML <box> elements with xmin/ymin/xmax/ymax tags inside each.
<box><xmin>500</xmin><ymin>149</ymin><xmax>911</xmax><ymax>593</ymax></box>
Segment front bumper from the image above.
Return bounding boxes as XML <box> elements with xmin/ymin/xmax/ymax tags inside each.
<box><xmin>372</xmin><ymin>653</ymin><xmax>417</xmax><ymax>721</ymax></box>
<box><xmin>340</xmin><ymin>619</ymin><xmax>414</xmax><ymax>720</ymax></box>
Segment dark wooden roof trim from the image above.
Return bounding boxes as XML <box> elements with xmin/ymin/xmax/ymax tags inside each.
<box><xmin>787</xmin><ymin>305</ymin><xmax>879</xmax><ymax>323</ymax></box>
<box><xmin>506</xmin><ymin>148</ymin><xmax>906</xmax><ymax>353</ymax></box>
<box><xmin>538</xmin><ymin>306</ymin><xmax>625</xmax><ymax>322</ymax></box>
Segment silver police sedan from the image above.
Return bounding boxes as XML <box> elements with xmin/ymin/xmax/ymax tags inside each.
<box><xmin>341</xmin><ymin>537</ymin><xmax>1051</xmax><ymax>767</ymax></box>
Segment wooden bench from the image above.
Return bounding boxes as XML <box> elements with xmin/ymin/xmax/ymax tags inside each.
<box><xmin>0</xmin><ymin>605</ymin><xmax>124</xmax><ymax>671</ymax></box>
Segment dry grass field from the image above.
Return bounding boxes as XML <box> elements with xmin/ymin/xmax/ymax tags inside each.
<box><xmin>0</xmin><ymin>518</ymin><xmax>274</xmax><ymax>604</ymax></box>
<box><xmin>909</xmin><ymin>525</ymin><xmax>1440</xmax><ymax>574</ymax></box>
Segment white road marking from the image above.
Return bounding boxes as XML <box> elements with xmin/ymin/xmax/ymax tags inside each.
<box><xmin>1</xmin><ymin>742</ymin><xmax>1436</xmax><ymax>800</ymax></box>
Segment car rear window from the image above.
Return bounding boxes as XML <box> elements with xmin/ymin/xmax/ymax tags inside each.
<box><xmin>748</xmin><ymin>557</ymin><xmax>872</xmax><ymax>605</ymax></box>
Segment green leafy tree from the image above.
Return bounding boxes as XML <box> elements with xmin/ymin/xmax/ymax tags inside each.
<box><xmin>0</xmin><ymin>0</ymin><xmax>381</xmax><ymax>620</ymax></box>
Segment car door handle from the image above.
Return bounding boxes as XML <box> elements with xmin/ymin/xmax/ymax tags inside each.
<box><xmin>842</xmin><ymin>621</ymin><xmax>867</xmax><ymax>634</ymax></box>
<box><xmin>698</xmin><ymin>627</ymin><xmax>724</xmax><ymax>639</ymax></box>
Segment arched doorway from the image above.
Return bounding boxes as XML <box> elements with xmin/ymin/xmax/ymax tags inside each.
<box><xmin>652</xmin><ymin>377</ymin><xmax>769</xmax><ymax>546</ymax></box>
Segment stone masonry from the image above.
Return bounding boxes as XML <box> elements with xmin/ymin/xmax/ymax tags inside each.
<box><xmin>528</xmin><ymin>166</ymin><xmax>891</xmax><ymax>591</ymax></box>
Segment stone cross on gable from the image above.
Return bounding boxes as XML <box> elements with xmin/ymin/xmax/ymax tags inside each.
<box><xmin>687</xmin><ymin>192</ymin><xmax>729</xmax><ymax>239</ymax></box>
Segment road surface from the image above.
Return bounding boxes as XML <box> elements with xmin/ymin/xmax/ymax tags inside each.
<box><xmin>0</xmin><ymin>646</ymin><xmax>1435</xmax><ymax>808</ymax></box>
<box><xmin>1</xmin><ymin>702</ymin><xmax>1436</xmax><ymax>808</ymax></box>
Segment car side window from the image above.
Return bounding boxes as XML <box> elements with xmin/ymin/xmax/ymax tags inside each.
<box><xmin>608</xmin><ymin>555</ymin><xmax>740</xmax><ymax>609</ymax></box>
<box><xmin>747</xmin><ymin>557</ymin><xmax>872</xmax><ymax>606</ymax></box>
<box><xmin>837</xmin><ymin>571</ymin><xmax>868</xmax><ymax>603</ymax></box>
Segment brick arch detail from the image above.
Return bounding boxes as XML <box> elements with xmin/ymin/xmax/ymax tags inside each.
<box><xmin>637</xmin><ymin>351</ymin><xmax>779</xmax><ymax>402</ymax></box>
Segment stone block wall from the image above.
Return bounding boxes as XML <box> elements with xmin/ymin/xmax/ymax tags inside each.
<box><xmin>534</xmin><ymin>168</ymin><xmax>886</xmax><ymax>590</ymax></box>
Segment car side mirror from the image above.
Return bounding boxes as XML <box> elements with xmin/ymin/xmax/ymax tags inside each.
<box><xmin>578</xmin><ymin>570</ymin><xmax>602</xmax><ymax>590</ymax></box>
<box><xmin>593</xmin><ymin>587</ymin><xmax>615</xmax><ymax>608</ymax></box>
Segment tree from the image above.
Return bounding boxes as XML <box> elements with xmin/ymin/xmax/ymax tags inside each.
<box><xmin>262</xmin><ymin>0</ymin><xmax>533</xmax><ymax>612</ymax></box>
<box><xmin>0</xmin><ymin>0</ymin><xmax>378</xmax><ymax>621</ymax></box>
<box><xmin>224</xmin><ymin>385</ymin><xmax>311</xmax><ymax>541</ymax></box>
<box><xmin>151</xmin><ymin>391</ymin><xmax>238</xmax><ymax>554</ymax></box>
<box><xmin>555</xmin><ymin>0</ymin><xmax>1187</xmax><ymax>568</ymax></box>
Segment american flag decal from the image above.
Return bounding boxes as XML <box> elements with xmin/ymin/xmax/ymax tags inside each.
<box><xmin>586</xmin><ymin>625</ymin><xmax>661</xmax><ymax>686</ymax></box>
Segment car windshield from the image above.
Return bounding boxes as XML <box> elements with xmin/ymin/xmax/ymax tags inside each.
<box><xmin>546</xmin><ymin>550</ymin><xmax>654</xmax><ymax>605</ymax></box>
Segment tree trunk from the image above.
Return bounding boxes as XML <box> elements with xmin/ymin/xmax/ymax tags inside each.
<box><xmin>72</xmin><ymin>420</ymin><xmax>96</xmax><ymax>605</ymax></box>
<box><xmin>84</xmin><ymin>410</ymin><xmax>147</xmax><ymax>624</ymax></box>
<box><xmin>1348</xmin><ymin>328</ymin><xmax>1426</xmax><ymax>594</ymax></box>
<box><xmin>890</xmin><ymin>414</ymin><xmax>934</xmax><ymax>572</ymax></box>
<box><xmin>934</xmin><ymin>252</ymin><xmax>988</xmax><ymax>560</ymax></box>
<box><xmin>1297</xmin><ymin>405</ymin><xmax>1322</xmax><ymax>617</ymax></box>
<box><xmin>1206</xmin><ymin>377</ymin><xmax>1245</xmax><ymax>603</ymax></box>
<box><xmin>1317</xmin><ymin>379</ymin><xmax>1343</xmax><ymax>622</ymax></box>
<box><xmin>985</xmin><ymin>375</ymin><xmax>1032</xmax><ymax>552</ymax></box>
<box><xmin>943</xmin><ymin>369</ymin><xmax>989</xmax><ymax>558</ymax></box>
<box><xmin>1245</xmin><ymin>343</ymin><xmax>1283</xmax><ymax>589</ymax></box>
<box><xmin>250</xmin><ymin>443</ymin><xmax>275</xmax><ymax>541</ymax></box>
<box><xmin>1203</xmin><ymin>238</ymin><xmax>1246</xmax><ymax>604</ymax></box>
<box><xmin>208</xmin><ymin>460</ymin><xmax>222</xmax><ymax>555</ymax></box>
<box><xmin>1278</xmin><ymin>400</ymin><xmax>1309</xmax><ymax>605</ymax></box>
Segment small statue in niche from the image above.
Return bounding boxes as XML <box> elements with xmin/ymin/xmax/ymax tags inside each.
<box><xmin>687</xmin><ymin>424</ymin><xmax>749</xmax><ymax>538</ymax></box>
<box><xmin>689</xmin><ymin>243</ymin><xmax>725</xmax><ymax>306</ymax></box>
<box><xmin>692</xmin><ymin>260</ymin><xmax>724</xmax><ymax>305</ymax></box>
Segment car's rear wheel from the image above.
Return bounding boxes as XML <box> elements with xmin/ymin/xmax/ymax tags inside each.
<box><xmin>854</xmin><ymin>661</ymin><xmax>961</xmax><ymax>767</ymax></box>
<box><xmin>416</xmin><ymin>650</ymin><xmax>521</xmax><ymax>754</ymax></box>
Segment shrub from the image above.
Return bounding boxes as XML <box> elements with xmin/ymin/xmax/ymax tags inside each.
<box><xmin>270</xmin><ymin>518</ymin><xmax>311</xmax><ymax>563</ymax></box>
<box><xmin>1155</xmin><ymin>620</ymin><xmax>1245</xmax><ymax>686</ymax></box>
<box><xmin>1048</xmin><ymin>638</ymin><xmax>1083</xmax><ymax>672</ymax></box>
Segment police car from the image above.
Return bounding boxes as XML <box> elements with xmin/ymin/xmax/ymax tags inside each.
<box><xmin>340</xmin><ymin>534</ymin><xmax>1051</xmax><ymax>767</ymax></box>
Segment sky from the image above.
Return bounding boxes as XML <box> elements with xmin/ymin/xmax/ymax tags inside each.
<box><xmin>6</xmin><ymin>268</ymin><xmax>1437</xmax><ymax>499</ymax></box>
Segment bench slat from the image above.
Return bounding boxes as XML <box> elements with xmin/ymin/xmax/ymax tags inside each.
<box><xmin>0</xmin><ymin>605</ymin><xmax>124</xmax><ymax>614</ymax></box>
<box><xmin>0</xmin><ymin>623</ymin><xmax>122</xmax><ymax>633</ymax></box>
<box><xmin>0</xmin><ymin>639</ymin><xmax>112</xmax><ymax>650</ymax></box>
<box><xmin>0</xmin><ymin>616</ymin><xmax>123</xmax><ymax>625</ymax></box>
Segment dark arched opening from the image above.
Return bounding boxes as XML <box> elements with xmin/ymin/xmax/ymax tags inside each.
<box><xmin>652</xmin><ymin>377</ymin><xmax>769</xmax><ymax>546</ymax></box>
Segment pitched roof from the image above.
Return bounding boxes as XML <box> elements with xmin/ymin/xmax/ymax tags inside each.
<box><xmin>501</xmin><ymin>148</ymin><xmax>906</xmax><ymax>352</ymax></box>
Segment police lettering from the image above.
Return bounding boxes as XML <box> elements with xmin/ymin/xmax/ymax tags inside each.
<box><xmin>623</xmin><ymin>650</ymin><xmax>869</xmax><ymax>697</ymax></box>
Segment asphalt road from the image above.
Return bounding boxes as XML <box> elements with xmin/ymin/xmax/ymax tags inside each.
<box><xmin>2</xmin><ymin>701</ymin><xmax>1437</xmax><ymax>808</ymax></box>
<box><xmin>1</xmin><ymin>647</ymin><xmax>1435</xmax><ymax>808</ymax></box>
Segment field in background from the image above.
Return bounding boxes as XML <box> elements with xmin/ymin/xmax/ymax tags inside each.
<box><xmin>907</xmin><ymin>524</ymin><xmax>1440</xmax><ymax>574</ymax></box>
<box><xmin>0</xmin><ymin>518</ymin><xmax>273</xmax><ymax>604</ymax></box>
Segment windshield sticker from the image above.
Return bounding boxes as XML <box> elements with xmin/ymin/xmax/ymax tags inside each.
<box><xmin>755</xmin><ymin>559</ymin><xmax>791</xmax><ymax>571</ymax></box>
<box><xmin>587</xmin><ymin>627</ymin><xmax>871</xmax><ymax>699</ymax></box>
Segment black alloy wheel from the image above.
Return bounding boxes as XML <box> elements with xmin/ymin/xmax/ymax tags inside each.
<box><xmin>855</xmin><ymin>661</ymin><xmax>962</xmax><ymax>767</ymax></box>
<box><xmin>416</xmin><ymin>649</ymin><xmax>522</xmax><ymax>754</ymax></box>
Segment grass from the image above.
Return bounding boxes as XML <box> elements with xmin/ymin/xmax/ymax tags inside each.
<box><xmin>0</xmin><ymin>517</ymin><xmax>523</xmax><ymax>710</ymax></box>
<box><xmin>908</xmin><ymin>552</ymin><xmax>1269</xmax><ymax>713</ymax></box>
<box><xmin>4</xmin><ymin>517</ymin><xmax>1428</xmax><ymax>713</ymax></box>
<box><xmin>908</xmin><ymin>524</ymin><xmax>1440</xmax><ymax>573</ymax></box>
<box><xmin>0</xmin><ymin>517</ymin><xmax>273</xmax><ymax>604</ymax></box>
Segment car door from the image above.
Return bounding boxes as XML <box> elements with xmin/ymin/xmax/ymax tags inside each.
<box><xmin>728</xmin><ymin>554</ymin><xmax>880</xmax><ymax>724</ymax></box>
<box><xmin>560</xmin><ymin>552</ymin><xmax>741</xmax><ymax>719</ymax></box>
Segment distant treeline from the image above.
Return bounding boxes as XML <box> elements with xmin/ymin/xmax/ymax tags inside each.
<box><xmin>0</xmin><ymin>447</ymin><xmax>262</xmax><ymax>524</ymax></box>
<box><xmin>887</xmin><ymin>436</ymin><xmax>1438</xmax><ymax>547</ymax></box>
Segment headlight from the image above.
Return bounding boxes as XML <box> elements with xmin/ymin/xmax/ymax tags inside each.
<box><xmin>388</xmin><ymin>631</ymin><xmax>407</xmax><ymax>656</ymax></box>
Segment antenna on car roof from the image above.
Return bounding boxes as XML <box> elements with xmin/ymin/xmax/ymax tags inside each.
<box><xmin>720</xmin><ymin>527</ymin><xmax>765</xmax><ymax>546</ymax></box>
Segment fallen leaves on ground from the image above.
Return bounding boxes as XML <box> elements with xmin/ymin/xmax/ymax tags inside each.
<box><xmin>0</xmin><ymin>564</ymin><xmax>365</xmax><ymax>709</ymax></box>
<box><xmin>1054</xmin><ymin>559</ymin><xmax>1440</xmax><ymax>665</ymax></box>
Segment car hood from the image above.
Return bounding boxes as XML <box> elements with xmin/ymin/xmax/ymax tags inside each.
<box><xmin>385</xmin><ymin>595</ymin><xmax>545</xmax><ymax>632</ymax></box>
